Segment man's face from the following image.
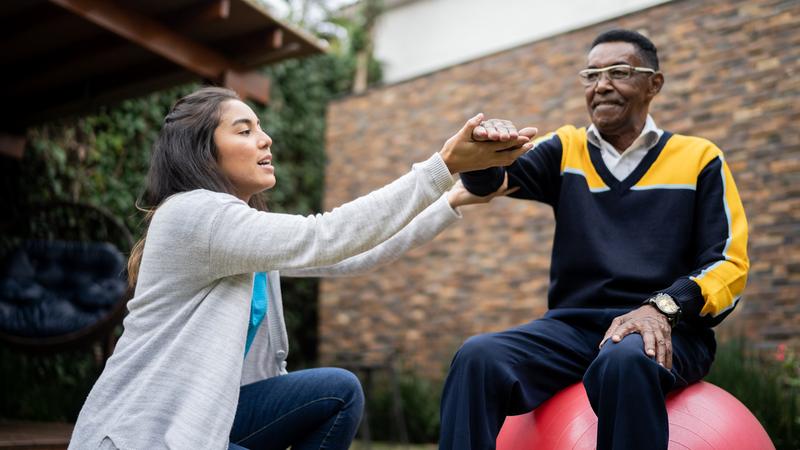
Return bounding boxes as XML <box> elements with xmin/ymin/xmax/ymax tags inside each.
<box><xmin>584</xmin><ymin>42</ymin><xmax>662</xmax><ymax>136</ymax></box>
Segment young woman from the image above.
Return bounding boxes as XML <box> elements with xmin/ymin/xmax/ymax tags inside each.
<box><xmin>68</xmin><ymin>87</ymin><xmax>534</xmax><ymax>450</ymax></box>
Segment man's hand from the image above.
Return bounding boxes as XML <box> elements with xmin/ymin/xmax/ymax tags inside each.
<box><xmin>600</xmin><ymin>305</ymin><xmax>673</xmax><ymax>369</ymax></box>
<box><xmin>439</xmin><ymin>114</ymin><xmax>538</xmax><ymax>174</ymax></box>
<box><xmin>446</xmin><ymin>173</ymin><xmax>519</xmax><ymax>208</ymax></box>
<box><xmin>473</xmin><ymin>118</ymin><xmax>539</xmax><ymax>145</ymax></box>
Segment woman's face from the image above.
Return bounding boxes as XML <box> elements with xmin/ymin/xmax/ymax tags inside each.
<box><xmin>214</xmin><ymin>99</ymin><xmax>275</xmax><ymax>202</ymax></box>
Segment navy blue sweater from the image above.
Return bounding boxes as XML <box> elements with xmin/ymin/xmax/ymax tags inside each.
<box><xmin>461</xmin><ymin>125</ymin><xmax>749</xmax><ymax>327</ymax></box>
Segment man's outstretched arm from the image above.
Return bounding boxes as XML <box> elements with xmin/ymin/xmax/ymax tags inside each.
<box><xmin>462</xmin><ymin>125</ymin><xmax>563</xmax><ymax>205</ymax></box>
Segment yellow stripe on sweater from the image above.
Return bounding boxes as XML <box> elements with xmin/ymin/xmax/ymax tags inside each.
<box><xmin>691</xmin><ymin>156</ymin><xmax>750</xmax><ymax>316</ymax></box>
<box><xmin>556</xmin><ymin>126</ymin><xmax>609</xmax><ymax>192</ymax></box>
<box><xmin>633</xmin><ymin>134</ymin><xmax>720</xmax><ymax>191</ymax></box>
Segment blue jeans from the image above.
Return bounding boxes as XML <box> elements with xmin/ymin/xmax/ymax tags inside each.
<box><xmin>228</xmin><ymin>367</ymin><xmax>364</xmax><ymax>450</ymax></box>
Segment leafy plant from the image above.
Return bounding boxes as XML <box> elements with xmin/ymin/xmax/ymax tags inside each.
<box><xmin>706</xmin><ymin>338</ymin><xmax>800</xmax><ymax>450</ymax></box>
<box><xmin>363</xmin><ymin>370</ymin><xmax>442</xmax><ymax>444</ymax></box>
<box><xmin>0</xmin><ymin>347</ymin><xmax>98</xmax><ymax>421</ymax></box>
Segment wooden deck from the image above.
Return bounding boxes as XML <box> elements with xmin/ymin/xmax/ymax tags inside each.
<box><xmin>0</xmin><ymin>421</ymin><xmax>72</xmax><ymax>450</ymax></box>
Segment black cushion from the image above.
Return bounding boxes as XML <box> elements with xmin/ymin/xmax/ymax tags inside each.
<box><xmin>0</xmin><ymin>240</ymin><xmax>127</xmax><ymax>337</ymax></box>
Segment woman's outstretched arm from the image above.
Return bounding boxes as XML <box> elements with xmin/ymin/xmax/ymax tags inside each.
<box><xmin>282</xmin><ymin>177</ymin><xmax>517</xmax><ymax>278</ymax></box>
<box><xmin>192</xmin><ymin>116</ymin><xmax>534</xmax><ymax>278</ymax></box>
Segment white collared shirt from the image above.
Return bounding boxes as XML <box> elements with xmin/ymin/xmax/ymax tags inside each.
<box><xmin>586</xmin><ymin>115</ymin><xmax>664</xmax><ymax>181</ymax></box>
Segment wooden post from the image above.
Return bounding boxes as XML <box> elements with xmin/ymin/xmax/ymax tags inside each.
<box><xmin>0</xmin><ymin>133</ymin><xmax>26</xmax><ymax>159</ymax></box>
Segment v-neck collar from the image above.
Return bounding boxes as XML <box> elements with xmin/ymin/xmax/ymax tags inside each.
<box><xmin>587</xmin><ymin>131</ymin><xmax>673</xmax><ymax>192</ymax></box>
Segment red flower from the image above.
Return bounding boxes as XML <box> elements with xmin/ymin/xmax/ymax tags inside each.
<box><xmin>776</xmin><ymin>343</ymin><xmax>786</xmax><ymax>362</ymax></box>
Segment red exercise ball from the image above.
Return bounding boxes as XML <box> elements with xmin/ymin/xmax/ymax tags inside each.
<box><xmin>496</xmin><ymin>381</ymin><xmax>774</xmax><ymax>450</ymax></box>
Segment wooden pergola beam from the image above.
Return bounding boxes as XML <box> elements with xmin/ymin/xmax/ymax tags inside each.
<box><xmin>21</xmin><ymin>65</ymin><xmax>196</xmax><ymax>127</ymax></box>
<box><xmin>49</xmin><ymin>0</ymin><xmax>269</xmax><ymax>103</ymax></box>
<box><xmin>49</xmin><ymin>0</ymin><xmax>226</xmax><ymax>78</ymax></box>
<box><xmin>11</xmin><ymin>28</ymin><xmax>291</xmax><ymax>100</ymax></box>
<box><xmin>13</xmin><ymin>44</ymin><xmax>153</xmax><ymax>98</ymax></box>
<box><xmin>272</xmin><ymin>29</ymin><xmax>284</xmax><ymax>49</ymax></box>
<box><xmin>4</xmin><ymin>1</ymin><xmax>230</xmax><ymax>67</ymax></box>
<box><xmin>1</xmin><ymin>8</ymin><xmax>92</xmax><ymax>63</ymax></box>
<box><xmin>0</xmin><ymin>133</ymin><xmax>26</xmax><ymax>160</ymax></box>
<box><xmin>223</xmin><ymin>70</ymin><xmax>270</xmax><ymax>104</ymax></box>
<box><xmin>215</xmin><ymin>28</ymin><xmax>285</xmax><ymax>58</ymax></box>
<box><xmin>170</xmin><ymin>0</ymin><xmax>231</xmax><ymax>30</ymax></box>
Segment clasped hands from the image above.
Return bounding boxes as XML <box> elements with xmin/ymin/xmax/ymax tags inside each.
<box><xmin>439</xmin><ymin>114</ymin><xmax>538</xmax><ymax>174</ymax></box>
<box><xmin>440</xmin><ymin>115</ymin><xmax>537</xmax><ymax>207</ymax></box>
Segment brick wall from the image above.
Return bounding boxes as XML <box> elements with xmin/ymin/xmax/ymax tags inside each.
<box><xmin>320</xmin><ymin>0</ymin><xmax>800</xmax><ymax>379</ymax></box>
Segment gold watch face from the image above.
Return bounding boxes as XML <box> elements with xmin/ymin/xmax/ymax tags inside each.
<box><xmin>655</xmin><ymin>294</ymin><xmax>679</xmax><ymax>314</ymax></box>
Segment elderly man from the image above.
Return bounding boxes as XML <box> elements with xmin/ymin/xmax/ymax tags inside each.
<box><xmin>441</xmin><ymin>29</ymin><xmax>750</xmax><ymax>450</ymax></box>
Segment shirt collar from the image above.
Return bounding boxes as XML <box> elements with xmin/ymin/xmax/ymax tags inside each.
<box><xmin>587</xmin><ymin>115</ymin><xmax>663</xmax><ymax>155</ymax></box>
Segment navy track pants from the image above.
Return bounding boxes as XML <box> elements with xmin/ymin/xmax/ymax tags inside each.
<box><xmin>439</xmin><ymin>308</ymin><xmax>715</xmax><ymax>450</ymax></box>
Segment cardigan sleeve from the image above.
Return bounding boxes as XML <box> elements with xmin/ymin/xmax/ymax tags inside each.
<box><xmin>660</xmin><ymin>154</ymin><xmax>750</xmax><ymax>327</ymax></box>
<box><xmin>282</xmin><ymin>194</ymin><xmax>461</xmax><ymax>278</ymax></box>
<box><xmin>205</xmin><ymin>153</ymin><xmax>454</xmax><ymax>278</ymax></box>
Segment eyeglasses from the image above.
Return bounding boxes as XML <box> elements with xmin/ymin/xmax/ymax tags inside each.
<box><xmin>578</xmin><ymin>64</ymin><xmax>657</xmax><ymax>86</ymax></box>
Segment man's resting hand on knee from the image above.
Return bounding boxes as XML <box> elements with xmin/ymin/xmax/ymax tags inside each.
<box><xmin>599</xmin><ymin>306</ymin><xmax>673</xmax><ymax>369</ymax></box>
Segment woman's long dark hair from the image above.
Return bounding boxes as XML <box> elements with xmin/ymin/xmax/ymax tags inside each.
<box><xmin>127</xmin><ymin>86</ymin><xmax>267</xmax><ymax>286</ymax></box>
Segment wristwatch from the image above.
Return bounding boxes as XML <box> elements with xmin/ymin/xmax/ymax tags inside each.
<box><xmin>647</xmin><ymin>293</ymin><xmax>681</xmax><ymax>327</ymax></box>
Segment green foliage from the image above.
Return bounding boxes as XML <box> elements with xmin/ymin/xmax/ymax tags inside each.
<box><xmin>706</xmin><ymin>338</ymin><xmax>800</xmax><ymax>450</ymax></box>
<box><xmin>19</xmin><ymin>86</ymin><xmax>193</xmax><ymax>237</ymax></box>
<box><xmin>364</xmin><ymin>371</ymin><xmax>442</xmax><ymax>444</ymax></box>
<box><xmin>0</xmin><ymin>347</ymin><xmax>98</xmax><ymax>421</ymax></box>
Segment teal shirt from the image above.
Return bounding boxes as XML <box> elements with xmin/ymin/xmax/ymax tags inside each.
<box><xmin>245</xmin><ymin>272</ymin><xmax>268</xmax><ymax>357</ymax></box>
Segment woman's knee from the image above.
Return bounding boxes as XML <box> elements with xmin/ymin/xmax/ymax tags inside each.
<box><xmin>320</xmin><ymin>367</ymin><xmax>364</xmax><ymax>409</ymax></box>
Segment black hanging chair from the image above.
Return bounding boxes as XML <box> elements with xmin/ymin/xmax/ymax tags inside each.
<box><xmin>0</xmin><ymin>200</ymin><xmax>134</xmax><ymax>363</ymax></box>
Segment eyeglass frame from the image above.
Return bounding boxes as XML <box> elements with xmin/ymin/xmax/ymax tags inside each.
<box><xmin>578</xmin><ymin>64</ymin><xmax>658</xmax><ymax>86</ymax></box>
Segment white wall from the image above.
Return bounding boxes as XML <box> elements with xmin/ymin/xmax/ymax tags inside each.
<box><xmin>373</xmin><ymin>0</ymin><xmax>671</xmax><ymax>83</ymax></box>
